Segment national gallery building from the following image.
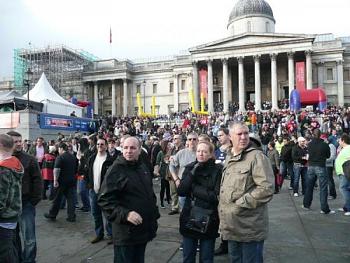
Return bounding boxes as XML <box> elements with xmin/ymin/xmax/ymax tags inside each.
<box><xmin>45</xmin><ymin>0</ymin><xmax>350</xmax><ymax>116</ymax></box>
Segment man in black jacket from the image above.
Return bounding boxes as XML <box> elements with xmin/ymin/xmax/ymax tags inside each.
<box><xmin>86</xmin><ymin>138</ymin><xmax>118</xmax><ymax>244</ymax></box>
<box><xmin>98</xmin><ymin>137</ymin><xmax>159</xmax><ymax>263</ymax></box>
<box><xmin>7</xmin><ymin>131</ymin><xmax>42</xmax><ymax>263</ymax></box>
<box><xmin>44</xmin><ymin>143</ymin><xmax>77</xmax><ymax>222</ymax></box>
<box><xmin>303</xmin><ymin>129</ymin><xmax>334</xmax><ymax>214</ymax></box>
<box><xmin>280</xmin><ymin>137</ymin><xmax>295</xmax><ymax>190</ymax></box>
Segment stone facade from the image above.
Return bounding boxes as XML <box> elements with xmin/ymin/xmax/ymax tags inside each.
<box><xmin>81</xmin><ymin>0</ymin><xmax>350</xmax><ymax>116</ymax></box>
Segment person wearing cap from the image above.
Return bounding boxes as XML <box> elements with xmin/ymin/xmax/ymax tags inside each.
<box><xmin>291</xmin><ymin>137</ymin><xmax>308</xmax><ymax>197</ymax></box>
<box><xmin>302</xmin><ymin>129</ymin><xmax>334</xmax><ymax>214</ymax></box>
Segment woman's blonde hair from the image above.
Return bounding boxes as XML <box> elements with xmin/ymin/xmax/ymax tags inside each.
<box><xmin>197</xmin><ymin>141</ymin><xmax>215</xmax><ymax>159</ymax></box>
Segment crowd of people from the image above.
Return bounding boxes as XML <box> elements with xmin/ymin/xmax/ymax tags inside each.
<box><xmin>1</xmin><ymin>104</ymin><xmax>350</xmax><ymax>263</ymax></box>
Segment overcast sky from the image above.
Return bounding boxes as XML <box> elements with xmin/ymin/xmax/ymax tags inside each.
<box><xmin>1</xmin><ymin>0</ymin><xmax>349</xmax><ymax>79</ymax></box>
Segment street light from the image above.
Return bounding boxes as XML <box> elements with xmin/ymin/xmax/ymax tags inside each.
<box><xmin>24</xmin><ymin>68</ymin><xmax>33</xmax><ymax>109</ymax></box>
<box><xmin>143</xmin><ymin>79</ymin><xmax>146</xmax><ymax>112</ymax></box>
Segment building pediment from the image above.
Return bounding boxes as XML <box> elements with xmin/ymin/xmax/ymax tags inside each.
<box><xmin>189</xmin><ymin>33</ymin><xmax>315</xmax><ymax>54</ymax></box>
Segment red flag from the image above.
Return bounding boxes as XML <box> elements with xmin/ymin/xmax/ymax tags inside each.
<box><xmin>109</xmin><ymin>27</ymin><xmax>112</xmax><ymax>44</ymax></box>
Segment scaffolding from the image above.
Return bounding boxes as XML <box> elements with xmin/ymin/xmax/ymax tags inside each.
<box><xmin>13</xmin><ymin>45</ymin><xmax>98</xmax><ymax>98</ymax></box>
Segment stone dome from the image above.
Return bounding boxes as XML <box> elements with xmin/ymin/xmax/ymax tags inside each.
<box><xmin>229</xmin><ymin>0</ymin><xmax>275</xmax><ymax>24</ymax></box>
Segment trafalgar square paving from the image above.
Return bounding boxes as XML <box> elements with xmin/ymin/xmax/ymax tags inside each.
<box><xmin>35</xmin><ymin>178</ymin><xmax>350</xmax><ymax>263</ymax></box>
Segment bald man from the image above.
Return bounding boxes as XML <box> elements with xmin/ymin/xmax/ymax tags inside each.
<box><xmin>98</xmin><ymin>137</ymin><xmax>160</xmax><ymax>263</ymax></box>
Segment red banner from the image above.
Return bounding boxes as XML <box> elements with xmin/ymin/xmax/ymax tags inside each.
<box><xmin>199</xmin><ymin>69</ymin><xmax>208</xmax><ymax>99</ymax></box>
<box><xmin>296</xmin><ymin>62</ymin><xmax>306</xmax><ymax>91</ymax></box>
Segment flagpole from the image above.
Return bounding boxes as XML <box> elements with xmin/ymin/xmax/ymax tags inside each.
<box><xmin>109</xmin><ymin>26</ymin><xmax>113</xmax><ymax>58</ymax></box>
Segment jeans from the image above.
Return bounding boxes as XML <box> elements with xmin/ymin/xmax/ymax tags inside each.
<box><xmin>339</xmin><ymin>175</ymin><xmax>350</xmax><ymax>211</ymax></box>
<box><xmin>159</xmin><ymin>178</ymin><xmax>170</xmax><ymax>206</ymax></box>
<box><xmin>0</xmin><ymin>226</ymin><xmax>20</xmax><ymax>263</ymax></box>
<box><xmin>20</xmin><ymin>201</ymin><xmax>37</xmax><ymax>263</ymax></box>
<box><xmin>114</xmin><ymin>243</ymin><xmax>147</xmax><ymax>263</ymax></box>
<box><xmin>326</xmin><ymin>167</ymin><xmax>337</xmax><ymax>198</ymax></box>
<box><xmin>228</xmin><ymin>240</ymin><xmax>264</xmax><ymax>263</ymax></box>
<box><xmin>43</xmin><ymin>180</ymin><xmax>53</xmax><ymax>199</ymax></box>
<box><xmin>280</xmin><ymin>161</ymin><xmax>294</xmax><ymax>187</ymax></box>
<box><xmin>49</xmin><ymin>185</ymin><xmax>76</xmax><ymax>219</ymax></box>
<box><xmin>293</xmin><ymin>164</ymin><xmax>307</xmax><ymax>194</ymax></box>
<box><xmin>182</xmin><ymin>237</ymin><xmax>215</xmax><ymax>263</ymax></box>
<box><xmin>89</xmin><ymin>190</ymin><xmax>112</xmax><ymax>237</ymax></box>
<box><xmin>78</xmin><ymin>179</ymin><xmax>90</xmax><ymax>210</ymax></box>
<box><xmin>303</xmin><ymin>166</ymin><xmax>330</xmax><ymax>213</ymax></box>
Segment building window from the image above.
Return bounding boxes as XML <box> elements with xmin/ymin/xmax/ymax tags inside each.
<box><xmin>168</xmin><ymin>105</ymin><xmax>174</xmax><ymax>114</ymax></box>
<box><xmin>153</xmin><ymin>84</ymin><xmax>157</xmax><ymax>94</ymax></box>
<box><xmin>151</xmin><ymin>105</ymin><xmax>160</xmax><ymax>114</ymax></box>
<box><xmin>265</xmin><ymin>22</ymin><xmax>269</xmax><ymax>32</ymax></box>
<box><xmin>247</xmin><ymin>21</ymin><xmax>251</xmax><ymax>32</ymax></box>
<box><xmin>327</xmin><ymin>68</ymin><xmax>334</xmax><ymax>81</ymax></box>
<box><xmin>136</xmin><ymin>84</ymin><xmax>141</xmax><ymax>94</ymax></box>
<box><xmin>344</xmin><ymin>68</ymin><xmax>350</xmax><ymax>81</ymax></box>
<box><xmin>181</xmin><ymin>79</ymin><xmax>186</xmax><ymax>90</ymax></box>
<box><xmin>169</xmin><ymin>82</ymin><xmax>174</xmax><ymax>93</ymax></box>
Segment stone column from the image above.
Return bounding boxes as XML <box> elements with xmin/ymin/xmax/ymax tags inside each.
<box><xmin>192</xmin><ymin>61</ymin><xmax>199</xmax><ymax>111</ymax></box>
<box><xmin>288</xmin><ymin>52</ymin><xmax>295</xmax><ymax>97</ymax></box>
<box><xmin>94</xmin><ymin>81</ymin><xmax>98</xmax><ymax>115</ymax></box>
<box><xmin>238</xmin><ymin>56</ymin><xmax>245</xmax><ymax>112</ymax></box>
<box><xmin>317</xmin><ymin>62</ymin><xmax>324</xmax><ymax>87</ymax></box>
<box><xmin>207</xmin><ymin>59</ymin><xmax>214</xmax><ymax>113</ymax></box>
<box><xmin>123</xmin><ymin>79</ymin><xmax>128</xmax><ymax>116</ymax></box>
<box><xmin>305</xmin><ymin>50</ymin><xmax>313</xmax><ymax>90</ymax></box>
<box><xmin>222</xmin><ymin>58</ymin><xmax>229</xmax><ymax>113</ymax></box>
<box><xmin>173</xmin><ymin>74</ymin><xmax>179</xmax><ymax>112</ymax></box>
<box><xmin>254</xmin><ymin>55</ymin><xmax>261</xmax><ymax>111</ymax></box>
<box><xmin>111</xmin><ymin>80</ymin><xmax>116</xmax><ymax>116</ymax></box>
<box><xmin>337</xmin><ymin>60</ymin><xmax>344</xmax><ymax>107</ymax></box>
<box><xmin>270</xmin><ymin>53</ymin><xmax>278</xmax><ymax>110</ymax></box>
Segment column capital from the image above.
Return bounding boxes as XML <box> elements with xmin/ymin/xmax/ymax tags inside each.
<box><xmin>315</xmin><ymin>61</ymin><xmax>325</xmax><ymax>66</ymax></box>
<box><xmin>253</xmin><ymin>55</ymin><xmax>260</xmax><ymax>63</ymax></box>
<box><xmin>270</xmin><ymin>53</ymin><xmax>278</xmax><ymax>61</ymax></box>
<box><xmin>111</xmin><ymin>79</ymin><xmax>117</xmax><ymax>84</ymax></box>
<box><xmin>336</xmin><ymin>59</ymin><xmax>344</xmax><ymax>65</ymax></box>
<box><xmin>305</xmin><ymin>50</ymin><xmax>312</xmax><ymax>56</ymax></box>
<box><xmin>192</xmin><ymin>60</ymin><xmax>198</xmax><ymax>66</ymax></box>
<box><xmin>207</xmin><ymin>58</ymin><xmax>213</xmax><ymax>64</ymax></box>
<box><xmin>221</xmin><ymin>57</ymin><xmax>228</xmax><ymax>65</ymax></box>
<box><xmin>237</xmin><ymin>56</ymin><xmax>244</xmax><ymax>64</ymax></box>
<box><xmin>287</xmin><ymin>51</ymin><xmax>295</xmax><ymax>59</ymax></box>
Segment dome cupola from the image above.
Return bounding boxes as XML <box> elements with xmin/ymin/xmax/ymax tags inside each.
<box><xmin>228</xmin><ymin>0</ymin><xmax>276</xmax><ymax>36</ymax></box>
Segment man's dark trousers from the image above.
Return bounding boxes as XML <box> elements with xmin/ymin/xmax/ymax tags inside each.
<box><xmin>49</xmin><ymin>185</ymin><xmax>76</xmax><ymax>219</ymax></box>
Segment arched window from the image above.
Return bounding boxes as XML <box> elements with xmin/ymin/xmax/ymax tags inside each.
<box><xmin>247</xmin><ymin>21</ymin><xmax>251</xmax><ymax>32</ymax></box>
<box><xmin>266</xmin><ymin>22</ymin><xmax>270</xmax><ymax>32</ymax></box>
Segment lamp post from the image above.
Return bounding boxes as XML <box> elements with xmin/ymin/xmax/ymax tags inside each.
<box><xmin>143</xmin><ymin>79</ymin><xmax>146</xmax><ymax>112</ymax></box>
<box><xmin>24</xmin><ymin>68</ymin><xmax>33</xmax><ymax>110</ymax></box>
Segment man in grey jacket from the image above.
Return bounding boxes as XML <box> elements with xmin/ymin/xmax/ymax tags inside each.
<box><xmin>219</xmin><ymin>122</ymin><xmax>274</xmax><ymax>263</ymax></box>
<box><xmin>169</xmin><ymin>132</ymin><xmax>198</xmax><ymax>210</ymax></box>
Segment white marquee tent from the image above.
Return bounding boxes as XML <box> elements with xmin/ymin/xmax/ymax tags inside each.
<box><xmin>23</xmin><ymin>73</ymin><xmax>82</xmax><ymax>117</ymax></box>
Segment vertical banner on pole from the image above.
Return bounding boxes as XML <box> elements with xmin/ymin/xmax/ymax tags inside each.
<box><xmin>296</xmin><ymin>62</ymin><xmax>306</xmax><ymax>91</ymax></box>
<box><xmin>199</xmin><ymin>69</ymin><xmax>208</xmax><ymax>99</ymax></box>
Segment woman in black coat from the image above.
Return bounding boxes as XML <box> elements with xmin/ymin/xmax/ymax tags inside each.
<box><xmin>177</xmin><ymin>141</ymin><xmax>222</xmax><ymax>263</ymax></box>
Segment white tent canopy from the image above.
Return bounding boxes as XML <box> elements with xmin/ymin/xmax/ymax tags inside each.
<box><xmin>23</xmin><ymin>73</ymin><xmax>82</xmax><ymax>117</ymax></box>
